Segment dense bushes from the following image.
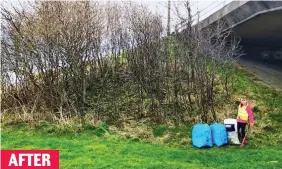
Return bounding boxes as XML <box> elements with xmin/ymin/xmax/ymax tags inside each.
<box><xmin>1</xmin><ymin>1</ymin><xmax>241</xmax><ymax>124</ymax></box>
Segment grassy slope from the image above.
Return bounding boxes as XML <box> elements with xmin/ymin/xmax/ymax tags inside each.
<box><xmin>2</xmin><ymin>125</ymin><xmax>282</xmax><ymax>169</ymax></box>
<box><xmin>2</xmin><ymin>67</ymin><xmax>282</xmax><ymax>169</ymax></box>
<box><xmin>233</xmin><ymin>66</ymin><xmax>282</xmax><ymax>145</ymax></box>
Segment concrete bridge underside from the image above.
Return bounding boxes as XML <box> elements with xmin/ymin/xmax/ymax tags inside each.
<box><xmin>194</xmin><ymin>1</ymin><xmax>282</xmax><ymax>89</ymax></box>
<box><xmin>198</xmin><ymin>1</ymin><xmax>282</xmax><ymax>62</ymax></box>
<box><xmin>234</xmin><ymin>8</ymin><xmax>282</xmax><ymax>48</ymax></box>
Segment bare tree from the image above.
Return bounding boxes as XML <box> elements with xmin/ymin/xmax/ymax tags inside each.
<box><xmin>1</xmin><ymin>0</ymin><xmax>242</xmax><ymax>125</ymax></box>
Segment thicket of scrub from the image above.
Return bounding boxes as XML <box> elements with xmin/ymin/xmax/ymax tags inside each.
<box><xmin>2</xmin><ymin>1</ymin><xmax>242</xmax><ymax>125</ymax></box>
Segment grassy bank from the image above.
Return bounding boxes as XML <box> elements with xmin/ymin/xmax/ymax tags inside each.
<box><xmin>2</xmin><ymin>124</ymin><xmax>282</xmax><ymax>169</ymax></box>
<box><xmin>232</xmin><ymin>66</ymin><xmax>282</xmax><ymax>146</ymax></box>
<box><xmin>1</xmin><ymin>66</ymin><xmax>282</xmax><ymax>169</ymax></box>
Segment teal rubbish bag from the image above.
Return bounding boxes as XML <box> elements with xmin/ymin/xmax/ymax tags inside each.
<box><xmin>192</xmin><ymin>123</ymin><xmax>213</xmax><ymax>148</ymax></box>
<box><xmin>210</xmin><ymin>122</ymin><xmax>228</xmax><ymax>147</ymax></box>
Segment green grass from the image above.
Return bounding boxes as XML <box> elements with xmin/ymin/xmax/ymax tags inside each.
<box><xmin>2</xmin><ymin>124</ymin><xmax>282</xmax><ymax>169</ymax></box>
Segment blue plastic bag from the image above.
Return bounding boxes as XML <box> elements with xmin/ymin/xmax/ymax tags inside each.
<box><xmin>192</xmin><ymin>123</ymin><xmax>213</xmax><ymax>148</ymax></box>
<box><xmin>210</xmin><ymin>122</ymin><xmax>228</xmax><ymax>147</ymax></box>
